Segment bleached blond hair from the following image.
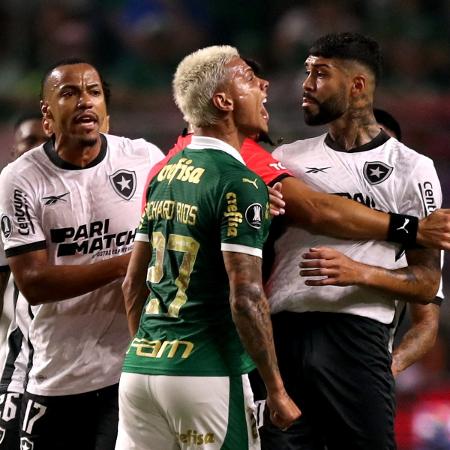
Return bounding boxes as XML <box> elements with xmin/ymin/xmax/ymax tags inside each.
<box><xmin>173</xmin><ymin>45</ymin><xmax>239</xmax><ymax>127</ymax></box>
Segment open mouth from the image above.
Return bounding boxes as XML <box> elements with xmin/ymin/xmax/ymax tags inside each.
<box><xmin>74</xmin><ymin>113</ymin><xmax>98</xmax><ymax>128</ymax></box>
<box><xmin>261</xmin><ymin>97</ymin><xmax>269</xmax><ymax>121</ymax></box>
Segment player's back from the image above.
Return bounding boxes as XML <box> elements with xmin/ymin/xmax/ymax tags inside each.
<box><xmin>124</xmin><ymin>141</ymin><xmax>270</xmax><ymax>378</ymax></box>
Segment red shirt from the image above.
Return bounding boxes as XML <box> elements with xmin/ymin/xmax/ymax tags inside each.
<box><xmin>141</xmin><ymin>133</ymin><xmax>292</xmax><ymax>211</ymax></box>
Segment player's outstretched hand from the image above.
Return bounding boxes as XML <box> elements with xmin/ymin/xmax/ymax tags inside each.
<box><xmin>268</xmin><ymin>182</ymin><xmax>285</xmax><ymax>217</ymax></box>
<box><xmin>417</xmin><ymin>209</ymin><xmax>450</xmax><ymax>250</ymax></box>
<box><xmin>266</xmin><ymin>389</ymin><xmax>301</xmax><ymax>430</ymax></box>
<box><xmin>299</xmin><ymin>246</ymin><xmax>363</xmax><ymax>286</ymax></box>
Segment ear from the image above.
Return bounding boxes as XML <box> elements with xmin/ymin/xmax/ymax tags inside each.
<box><xmin>41</xmin><ymin>100</ymin><xmax>52</xmax><ymax>120</ymax></box>
<box><xmin>212</xmin><ymin>92</ymin><xmax>233</xmax><ymax>113</ymax></box>
<box><xmin>42</xmin><ymin>117</ymin><xmax>53</xmax><ymax>136</ymax></box>
<box><xmin>351</xmin><ymin>75</ymin><xmax>366</xmax><ymax>95</ymax></box>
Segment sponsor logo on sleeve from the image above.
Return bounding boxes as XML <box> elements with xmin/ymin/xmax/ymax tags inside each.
<box><xmin>0</xmin><ymin>215</ymin><xmax>12</xmax><ymax>239</ymax></box>
<box><xmin>245</xmin><ymin>203</ymin><xmax>263</xmax><ymax>229</ymax></box>
<box><xmin>110</xmin><ymin>169</ymin><xmax>137</xmax><ymax>201</ymax></box>
<box><xmin>363</xmin><ymin>161</ymin><xmax>393</xmax><ymax>185</ymax></box>
<box><xmin>225</xmin><ymin>192</ymin><xmax>243</xmax><ymax>237</ymax></box>
<box><xmin>13</xmin><ymin>189</ymin><xmax>35</xmax><ymax>236</ymax></box>
<box><xmin>419</xmin><ymin>181</ymin><xmax>437</xmax><ymax>215</ymax></box>
<box><xmin>268</xmin><ymin>162</ymin><xmax>287</xmax><ymax>171</ymax></box>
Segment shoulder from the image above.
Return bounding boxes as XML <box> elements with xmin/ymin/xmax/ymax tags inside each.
<box><xmin>104</xmin><ymin>134</ymin><xmax>164</xmax><ymax>162</ymax></box>
<box><xmin>273</xmin><ymin>134</ymin><xmax>326</xmax><ymax>160</ymax></box>
<box><xmin>221</xmin><ymin>164</ymin><xmax>268</xmax><ymax>197</ymax></box>
<box><xmin>388</xmin><ymin>139</ymin><xmax>435</xmax><ymax>171</ymax></box>
<box><xmin>0</xmin><ymin>146</ymin><xmax>46</xmax><ymax>186</ymax></box>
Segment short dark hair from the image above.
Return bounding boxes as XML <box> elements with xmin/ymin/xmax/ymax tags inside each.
<box><xmin>40</xmin><ymin>58</ymin><xmax>111</xmax><ymax>108</ymax></box>
<box><xmin>374</xmin><ymin>108</ymin><xmax>402</xmax><ymax>141</ymax></box>
<box><xmin>309</xmin><ymin>32</ymin><xmax>382</xmax><ymax>83</ymax></box>
<box><xmin>14</xmin><ymin>112</ymin><xmax>42</xmax><ymax>131</ymax></box>
<box><xmin>243</xmin><ymin>57</ymin><xmax>263</xmax><ymax>76</ymax></box>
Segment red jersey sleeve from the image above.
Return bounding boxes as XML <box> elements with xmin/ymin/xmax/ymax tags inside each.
<box><xmin>241</xmin><ymin>138</ymin><xmax>292</xmax><ymax>186</ymax></box>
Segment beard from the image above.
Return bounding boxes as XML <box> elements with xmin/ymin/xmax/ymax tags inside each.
<box><xmin>303</xmin><ymin>94</ymin><xmax>346</xmax><ymax>126</ymax></box>
<box><xmin>76</xmin><ymin>135</ymin><xmax>99</xmax><ymax>147</ymax></box>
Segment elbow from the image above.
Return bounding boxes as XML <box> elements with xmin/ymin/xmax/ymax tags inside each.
<box><xmin>19</xmin><ymin>285</ymin><xmax>44</xmax><ymax>306</ymax></box>
<box><xmin>13</xmin><ymin>273</ymin><xmax>47</xmax><ymax>306</ymax></box>
<box><xmin>121</xmin><ymin>276</ymin><xmax>134</xmax><ymax>305</ymax></box>
<box><xmin>422</xmin><ymin>275</ymin><xmax>441</xmax><ymax>303</ymax></box>
<box><xmin>230</xmin><ymin>283</ymin><xmax>265</xmax><ymax>316</ymax></box>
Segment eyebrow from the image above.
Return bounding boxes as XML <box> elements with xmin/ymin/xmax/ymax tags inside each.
<box><xmin>304</xmin><ymin>62</ymin><xmax>331</xmax><ymax>69</ymax></box>
<box><xmin>58</xmin><ymin>81</ymin><xmax>101</xmax><ymax>90</ymax></box>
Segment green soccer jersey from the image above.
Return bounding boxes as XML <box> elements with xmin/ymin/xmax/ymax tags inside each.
<box><xmin>123</xmin><ymin>136</ymin><xmax>271</xmax><ymax>377</ymax></box>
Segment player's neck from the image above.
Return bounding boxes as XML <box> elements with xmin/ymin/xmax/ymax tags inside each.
<box><xmin>327</xmin><ymin>112</ymin><xmax>380</xmax><ymax>151</ymax></box>
<box><xmin>53</xmin><ymin>134</ymin><xmax>103</xmax><ymax>167</ymax></box>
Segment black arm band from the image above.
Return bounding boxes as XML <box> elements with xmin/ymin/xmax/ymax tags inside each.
<box><xmin>387</xmin><ymin>213</ymin><xmax>419</xmax><ymax>247</ymax></box>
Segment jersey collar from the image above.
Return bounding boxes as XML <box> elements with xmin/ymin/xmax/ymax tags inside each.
<box><xmin>187</xmin><ymin>136</ymin><xmax>245</xmax><ymax>165</ymax></box>
<box><xmin>44</xmin><ymin>134</ymin><xmax>108</xmax><ymax>170</ymax></box>
<box><xmin>324</xmin><ymin>129</ymin><xmax>391</xmax><ymax>153</ymax></box>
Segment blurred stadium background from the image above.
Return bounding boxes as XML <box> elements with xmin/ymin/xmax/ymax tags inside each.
<box><xmin>0</xmin><ymin>0</ymin><xmax>449</xmax><ymax>447</ymax></box>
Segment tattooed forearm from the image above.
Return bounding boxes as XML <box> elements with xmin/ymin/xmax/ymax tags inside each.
<box><xmin>223</xmin><ymin>251</ymin><xmax>282</xmax><ymax>391</ymax></box>
<box><xmin>360</xmin><ymin>247</ymin><xmax>441</xmax><ymax>302</ymax></box>
<box><xmin>392</xmin><ymin>304</ymin><xmax>439</xmax><ymax>375</ymax></box>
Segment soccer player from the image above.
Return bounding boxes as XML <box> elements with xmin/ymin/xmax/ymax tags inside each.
<box><xmin>0</xmin><ymin>113</ymin><xmax>49</xmax><ymax>450</ymax></box>
<box><xmin>116</xmin><ymin>45</ymin><xmax>300</xmax><ymax>450</ymax></box>
<box><xmin>262</xmin><ymin>33</ymin><xmax>443</xmax><ymax>450</ymax></box>
<box><xmin>0</xmin><ymin>59</ymin><xmax>164</xmax><ymax>450</ymax></box>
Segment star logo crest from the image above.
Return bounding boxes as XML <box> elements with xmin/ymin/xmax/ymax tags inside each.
<box><xmin>20</xmin><ymin>437</ymin><xmax>34</xmax><ymax>450</ymax></box>
<box><xmin>110</xmin><ymin>169</ymin><xmax>137</xmax><ymax>201</ymax></box>
<box><xmin>363</xmin><ymin>161</ymin><xmax>393</xmax><ymax>185</ymax></box>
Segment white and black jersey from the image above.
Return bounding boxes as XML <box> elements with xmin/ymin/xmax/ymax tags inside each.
<box><xmin>0</xmin><ymin>242</ymin><xmax>14</xmax><ymax>373</ymax></box>
<box><xmin>0</xmin><ymin>134</ymin><xmax>163</xmax><ymax>396</ymax></box>
<box><xmin>267</xmin><ymin>131</ymin><xmax>442</xmax><ymax>324</ymax></box>
<box><xmin>0</xmin><ymin>236</ymin><xmax>32</xmax><ymax>396</ymax></box>
<box><xmin>0</xmin><ymin>296</ymin><xmax>31</xmax><ymax>396</ymax></box>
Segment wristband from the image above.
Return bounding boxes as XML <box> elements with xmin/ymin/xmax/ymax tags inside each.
<box><xmin>387</xmin><ymin>213</ymin><xmax>419</xmax><ymax>247</ymax></box>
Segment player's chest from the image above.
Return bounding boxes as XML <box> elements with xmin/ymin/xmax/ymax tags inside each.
<box><xmin>289</xmin><ymin>149</ymin><xmax>395</xmax><ymax>193</ymax></box>
<box><xmin>37</xmin><ymin>164</ymin><xmax>146</xmax><ymax>230</ymax></box>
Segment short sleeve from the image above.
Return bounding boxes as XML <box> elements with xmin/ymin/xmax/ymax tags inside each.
<box><xmin>0</xmin><ymin>238</ymin><xmax>8</xmax><ymax>269</ymax></box>
<box><xmin>135</xmin><ymin>206</ymin><xmax>150</xmax><ymax>243</ymax></box>
<box><xmin>219</xmin><ymin>173</ymin><xmax>270</xmax><ymax>258</ymax></box>
<box><xmin>398</xmin><ymin>157</ymin><xmax>442</xmax><ymax>219</ymax></box>
<box><xmin>0</xmin><ymin>167</ymin><xmax>47</xmax><ymax>257</ymax></box>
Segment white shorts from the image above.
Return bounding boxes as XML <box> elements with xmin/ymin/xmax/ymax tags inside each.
<box><xmin>115</xmin><ymin>372</ymin><xmax>260</xmax><ymax>450</ymax></box>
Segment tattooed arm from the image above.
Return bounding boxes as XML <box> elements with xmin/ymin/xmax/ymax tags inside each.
<box><xmin>122</xmin><ymin>241</ymin><xmax>151</xmax><ymax>336</ymax></box>
<box><xmin>223</xmin><ymin>251</ymin><xmax>300</xmax><ymax>429</ymax></box>
<box><xmin>300</xmin><ymin>246</ymin><xmax>441</xmax><ymax>303</ymax></box>
<box><xmin>391</xmin><ymin>303</ymin><xmax>440</xmax><ymax>376</ymax></box>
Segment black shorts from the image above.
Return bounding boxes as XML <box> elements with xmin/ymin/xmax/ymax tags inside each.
<box><xmin>0</xmin><ymin>391</ymin><xmax>23</xmax><ymax>450</ymax></box>
<box><xmin>20</xmin><ymin>383</ymin><xmax>119</xmax><ymax>450</ymax></box>
<box><xmin>260</xmin><ymin>312</ymin><xmax>396</xmax><ymax>450</ymax></box>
